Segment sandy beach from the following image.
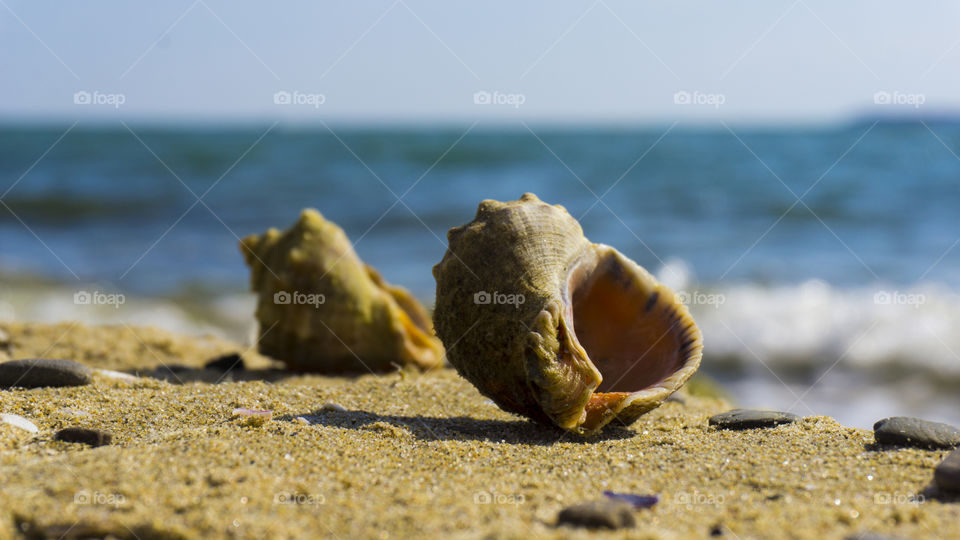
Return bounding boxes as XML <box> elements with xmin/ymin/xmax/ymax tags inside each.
<box><xmin>0</xmin><ymin>321</ymin><xmax>956</xmax><ymax>539</ymax></box>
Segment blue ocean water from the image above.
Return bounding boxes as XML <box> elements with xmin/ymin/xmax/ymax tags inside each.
<box><xmin>2</xmin><ymin>122</ymin><xmax>960</xmax><ymax>427</ymax></box>
<box><xmin>2</xmin><ymin>122</ymin><xmax>959</xmax><ymax>297</ymax></box>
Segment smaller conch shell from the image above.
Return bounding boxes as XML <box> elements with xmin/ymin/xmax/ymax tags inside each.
<box><xmin>433</xmin><ymin>193</ymin><xmax>703</xmax><ymax>436</ymax></box>
<box><xmin>241</xmin><ymin>209</ymin><xmax>444</xmax><ymax>373</ymax></box>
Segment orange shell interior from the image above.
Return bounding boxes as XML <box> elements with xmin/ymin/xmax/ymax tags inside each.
<box><xmin>567</xmin><ymin>252</ymin><xmax>691</xmax><ymax>429</ymax></box>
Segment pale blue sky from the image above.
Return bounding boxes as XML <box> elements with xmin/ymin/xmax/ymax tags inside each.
<box><xmin>2</xmin><ymin>0</ymin><xmax>959</xmax><ymax>125</ymax></box>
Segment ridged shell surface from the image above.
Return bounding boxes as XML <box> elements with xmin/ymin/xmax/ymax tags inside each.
<box><xmin>242</xmin><ymin>209</ymin><xmax>444</xmax><ymax>373</ymax></box>
<box><xmin>432</xmin><ymin>193</ymin><xmax>702</xmax><ymax>435</ymax></box>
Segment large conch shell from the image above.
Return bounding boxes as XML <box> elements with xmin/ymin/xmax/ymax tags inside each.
<box><xmin>432</xmin><ymin>193</ymin><xmax>702</xmax><ymax>435</ymax></box>
<box><xmin>241</xmin><ymin>209</ymin><xmax>444</xmax><ymax>373</ymax></box>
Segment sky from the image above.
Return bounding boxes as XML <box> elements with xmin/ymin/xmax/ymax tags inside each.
<box><xmin>1</xmin><ymin>0</ymin><xmax>959</xmax><ymax>125</ymax></box>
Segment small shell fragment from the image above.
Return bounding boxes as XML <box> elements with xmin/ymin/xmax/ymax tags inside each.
<box><xmin>96</xmin><ymin>369</ymin><xmax>139</xmax><ymax>382</ymax></box>
<box><xmin>319</xmin><ymin>402</ymin><xmax>347</xmax><ymax>412</ymax></box>
<box><xmin>0</xmin><ymin>413</ymin><xmax>39</xmax><ymax>433</ymax></box>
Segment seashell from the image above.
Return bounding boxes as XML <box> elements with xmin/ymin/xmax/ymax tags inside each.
<box><xmin>241</xmin><ymin>209</ymin><xmax>444</xmax><ymax>373</ymax></box>
<box><xmin>1</xmin><ymin>413</ymin><xmax>39</xmax><ymax>433</ymax></box>
<box><xmin>432</xmin><ymin>193</ymin><xmax>702</xmax><ymax>436</ymax></box>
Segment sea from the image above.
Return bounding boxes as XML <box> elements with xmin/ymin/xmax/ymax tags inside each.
<box><xmin>2</xmin><ymin>121</ymin><xmax>959</xmax><ymax>429</ymax></box>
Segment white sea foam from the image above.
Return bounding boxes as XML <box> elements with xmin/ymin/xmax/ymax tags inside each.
<box><xmin>3</xmin><ymin>265</ymin><xmax>960</xmax><ymax>379</ymax></box>
<box><xmin>2</xmin><ymin>270</ymin><xmax>959</xmax><ymax>427</ymax></box>
<box><xmin>0</xmin><ymin>283</ymin><xmax>256</xmax><ymax>344</ymax></box>
<box><xmin>657</xmin><ymin>259</ymin><xmax>960</xmax><ymax>378</ymax></box>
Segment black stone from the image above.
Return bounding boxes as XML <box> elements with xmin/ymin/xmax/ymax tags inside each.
<box><xmin>556</xmin><ymin>500</ymin><xmax>635</xmax><ymax>530</ymax></box>
<box><xmin>708</xmin><ymin>409</ymin><xmax>799</xmax><ymax>430</ymax></box>
<box><xmin>935</xmin><ymin>448</ymin><xmax>960</xmax><ymax>493</ymax></box>
<box><xmin>873</xmin><ymin>417</ymin><xmax>960</xmax><ymax>450</ymax></box>
<box><xmin>204</xmin><ymin>353</ymin><xmax>244</xmax><ymax>372</ymax></box>
<box><xmin>0</xmin><ymin>359</ymin><xmax>92</xmax><ymax>389</ymax></box>
<box><xmin>54</xmin><ymin>427</ymin><xmax>113</xmax><ymax>447</ymax></box>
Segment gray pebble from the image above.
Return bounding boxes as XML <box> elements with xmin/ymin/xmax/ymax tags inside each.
<box><xmin>54</xmin><ymin>427</ymin><xmax>113</xmax><ymax>447</ymax></box>
<box><xmin>0</xmin><ymin>359</ymin><xmax>92</xmax><ymax>389</ymax></box>
<box><xmin>556</xmin><ymin>500</ymin><xmax>635</xmax><ymax>530</ymax></box>
<box><xmin>934</xmin><ymin>448</ymin><xmax>960</xmax><ymax>493</ymax></box>
<box><xmin>709</xmin><ymin>409</ymin><xmax>799</xmax><ymax>430</ymax></box>
<box><xmin>873</xmin><ymin>417</ymin><xmax>960</xmax><ymax>450</ymax></box>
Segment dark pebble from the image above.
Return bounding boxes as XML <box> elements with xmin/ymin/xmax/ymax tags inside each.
<box><xmin>845</xmin><ymin>534</ymin><xmax>908</xmax><ymax>540</ymax></box>
<box><xmin>0</xmin><ymin>359</ymin><xmax>92</xmax><ymax>389</ymax></box>
<box><xmin>54</xmin><ymin>427</ymin><xmax>113</xmax><ymax>447</ymax></box>
<box><xmin>708</xmin><ymin>409</ymin><xmax>799</xmax><ymax>430</ymax></box>
<box><xmin>556</xmin><ymin>500</ymin><xmax>635</xmax><ymax>530</ymax></box>
<box><xmin>204</xmin><ymin>353</ymin><xmax>245</xmax><ymax>372</ymax></box>
<box><xmin>873</xmin><ymin>417</ymin><xmax>960</xmax><ymax>450</ymax></box>
<box><xmin>935</xmin><ymin>448</ymin><xmax>960</xmax><ymax>493</ymax></box>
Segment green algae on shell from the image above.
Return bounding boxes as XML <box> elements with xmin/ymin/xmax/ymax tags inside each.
<box><xmin>241</xmin><ymin>209</ymin><xmax>445</xmax><ymax>373</ymax></box>
<box><xmin>432</xmin><ymin>193</ymin><xmax>702</xmax><ymax>436</ymax></box>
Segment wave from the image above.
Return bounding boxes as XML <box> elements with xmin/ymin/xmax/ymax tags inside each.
<box><xmin>3</xmin><ymin>261</ymin><xmax>959</xmax><ymax>381</ymax></box>
<box><xmin>656</xmin><ymin>259</ymin><xmax>960</xmax><ymax>380</ymax></box>
<box><xmin>0</xmin><ymin>281</ymin><xmax>256</xmax><ymax>345</ymax></box>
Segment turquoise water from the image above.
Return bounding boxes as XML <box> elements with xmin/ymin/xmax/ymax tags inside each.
<box><xmin>2</xmin><ymin>121</ymin><xmax>959</xmax><ymax>427</ymax></box>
